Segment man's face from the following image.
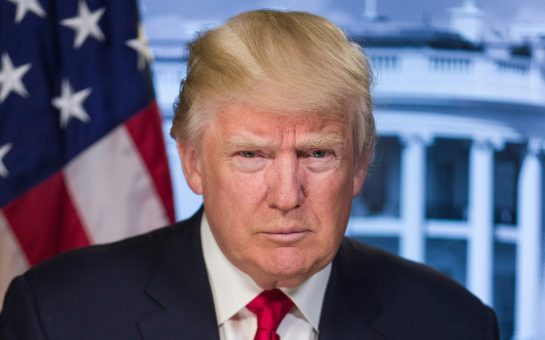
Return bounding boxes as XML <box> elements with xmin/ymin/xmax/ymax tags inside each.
<box><xmin>179</xmin><ymin>102</ymin><xmax>368</xmax><ymax>288</ymax></box>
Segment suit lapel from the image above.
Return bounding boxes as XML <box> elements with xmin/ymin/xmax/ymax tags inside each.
<box><xmin>319</xmin><ymin>239</ymin><xmax>387</xmax><ymax>340</ymax></box>
<box><xmin>138</xmin><ymin>209</ymin><xmax>220</xmax><ymax>340</ymax></box>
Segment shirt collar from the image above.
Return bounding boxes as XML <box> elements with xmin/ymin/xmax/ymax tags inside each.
<box><xmin>200</xmin><ymin>213</ymin><xmax>331</xmax><ymax>331</ymax></box>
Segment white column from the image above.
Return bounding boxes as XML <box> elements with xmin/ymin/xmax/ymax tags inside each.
<box><xmin>400</xmin><ymin>135</ymin><xmax>429</xmax><ymax>263</ymax></box>
<box><xmin>467</xmin><ymin>139</ymin><xmax>494</xmax><ymax>305</ymax></box>
<box><xmin>514</xmin><ymin>139</ymin><xmax>543</xmax><ymax>340</ymax></box>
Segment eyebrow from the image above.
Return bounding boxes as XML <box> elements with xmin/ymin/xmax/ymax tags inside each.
<box><xmin>297</xmin><ymin>134</ymin><xmax>347</xmax><ymax>150</ymax></box>
<box><xmin>225</xmin><ymin>134</ymin><xmax>347</xmax><ymax>150</ymax></box>
<box><xmin>225</xmin><ymin>136</ymin><xmax>270</xmax><ymax>149</ymax></box>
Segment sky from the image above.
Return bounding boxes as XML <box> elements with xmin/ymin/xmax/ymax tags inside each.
<box><xmin>140</xmin><ymin>0</ymin><xmax>545</xmax><ymax>37</ymax></box>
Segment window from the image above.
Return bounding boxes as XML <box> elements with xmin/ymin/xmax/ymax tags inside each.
<box><xmin>426</xmin><ymin>138</ymin><xmax>470</xmax><ymax>220</ymax></box>
<box><xmin>493</xmin><ymin>242</ymin><xmax>516</xmax><ymax>338</ymax></box>
<box><xmin>494</xmin><ymin>143</ymin><xmax>522</xmax><ymax>225</ymax></box>
<box><xmin>425</xmin><ymin>239</ymin><xmax>467</xmax><ymax>285</ymax></box>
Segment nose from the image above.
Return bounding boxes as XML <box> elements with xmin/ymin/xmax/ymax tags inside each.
<box><xmin>266</xmin><ymin>154</ymin><xmax>305</xmax><ymax>212</ymax></box>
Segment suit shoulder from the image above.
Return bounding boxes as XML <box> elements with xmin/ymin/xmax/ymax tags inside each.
<box><xmin>1</xmin><ymin>213</ymin><xmax>204</xmax><ymax>339</ymax></box>
<box><xmin>28</xmin><ymin>223</ymin><xmax>171</xmax><ymax>276</ymax></box>
<box><xmin>338</xmin><ymin>238</ymin><xmax>498</xmax><ymax>338</ymax></box>
<box><xmin>341</xmin><ymin>237</ymin><xmax>491</xmax><ymax>314</ymax></box>
<box><xmin>21</xmin><ymin>217</ymin><xmax>196</xmax><ymax>299</ymax></box>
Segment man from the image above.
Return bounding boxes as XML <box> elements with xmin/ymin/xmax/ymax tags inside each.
<box><xmin>1</xmin><ymin>10</ymin><xmax>498</xmax><ymax>340</ymax></box>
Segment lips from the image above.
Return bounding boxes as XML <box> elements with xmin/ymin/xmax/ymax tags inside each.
<box><xmin>260</xmin><ymin>229</ymin><xmax>311</xmax><ymax>243</ymax></box>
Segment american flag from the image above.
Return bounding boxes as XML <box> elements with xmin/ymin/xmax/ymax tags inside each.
<box><xmin>0</xmin><ymin>0</ymin><xmax>175</xmax><ymax>306</ymax></box>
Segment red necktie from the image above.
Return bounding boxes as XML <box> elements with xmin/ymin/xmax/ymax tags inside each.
<box><xmin>246</xmin><ymin>289</ymin><xmax>294</xmax><ymax>340</ymax></box>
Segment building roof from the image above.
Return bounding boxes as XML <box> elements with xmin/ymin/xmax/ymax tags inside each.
<box><xmin>348</xmin><ymin>22</ymin><xmax>482</xmax><ymax>51</ymax></box>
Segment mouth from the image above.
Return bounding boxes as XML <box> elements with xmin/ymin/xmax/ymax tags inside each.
<box><xmin>261</xmin><ymin>229</ymin><xmax>311</xmax><ymax>243</ymax></box>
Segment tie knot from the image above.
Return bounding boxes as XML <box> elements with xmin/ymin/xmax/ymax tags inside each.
<box><xmin>247</xmin><ymin>289</ymin><xmax>294</xmax><ymax>338</ymax></box>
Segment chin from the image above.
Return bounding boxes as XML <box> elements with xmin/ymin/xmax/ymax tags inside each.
<box><xmin>257</xmin><ymin>250</ymin><xmax>322</xmax><ymax>287</ymax></box>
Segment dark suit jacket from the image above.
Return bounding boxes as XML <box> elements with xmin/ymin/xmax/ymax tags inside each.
<box><xmin>0</xmin><ymin>209</ymin><xmax>499</xmax><ymax>339</ymax></box>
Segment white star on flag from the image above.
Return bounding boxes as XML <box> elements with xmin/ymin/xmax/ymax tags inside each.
<box><xmin>126</xmin><ymin>25</ymin><xmax>153</xmax><ymax>70</ymax></box>
<box><xmin>61</xmin><ymin>0</ymin><xmax>106</xmax><ymax>49</ymax></box>
<box><xmin>0</xmin><ymin>143</ymin><xmax>13</xmax><ymax>179</ymax></box>
<box><xmin>7</xmin><ymin>0</ymin><xmax>46</xmax><ymax>23</ymax></box>
<box><xmin>52</xmin><ymin>79</ymin><xmax>92</xmax><ymax>128</ymax></box>
<box><xmin>0</xmin><ymin>53</ymin><xmax>32</xmax><ymax>102</ymax></box>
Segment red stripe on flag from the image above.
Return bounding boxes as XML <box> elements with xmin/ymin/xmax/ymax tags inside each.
<box><xmin>3</xmin><ymin>172</ymin><xmax>91</xmax><ymax>265</ymax></box>
<box><xmin>125</xmin><ymin>101</ymin><xmax>175</xmax><ymax>223</ymax></box>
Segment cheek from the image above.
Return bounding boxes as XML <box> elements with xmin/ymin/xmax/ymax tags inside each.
<box><xmin>310</xmin><ymin>170</ymin><xmax>354</xmax><ymax>204</ymax></box>
<box><xmin>217</xmin><ymin>171</ymin><xmax>268</xmax><ymax>208</ymax></box>
<box><xmin>202</xmin><ymin>167</ymin><xmax>268</xmax><ymax>234</ymax></box>
<box><xmin>308</xmin><ymin>171</ymin><xmax>353</xmax><ymax>234</ymax></box>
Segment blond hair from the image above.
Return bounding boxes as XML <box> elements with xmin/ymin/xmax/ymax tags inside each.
<box><xmin>171</xmin><ymin>10</ymin><xmax>375</xmax><ymax>160</ymax></box>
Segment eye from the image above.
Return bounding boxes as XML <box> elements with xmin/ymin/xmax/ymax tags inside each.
<box><xmin>311</xmin><ymin>150</ymin><xmax>328</xmax><ymax>158</ymax></box>
<box><xmin>304</xmin><ymin>149</ymin><xmax>338</xmax><ymax>172</ymax></box>
<box><xmin>239</xmin><ymin>151</ymin><xmax>256</xmax><ymax>158</ymax></box>
<box><xmin>233</xmin><ymin>150</ymin><xmax>266</xmax><ymax>173</ymax></box>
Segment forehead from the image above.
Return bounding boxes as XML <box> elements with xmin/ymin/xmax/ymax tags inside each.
<box><xmin>207</xmin><ymin>102</ymin><xmax>351</xmax><ymax>139</ymax></box>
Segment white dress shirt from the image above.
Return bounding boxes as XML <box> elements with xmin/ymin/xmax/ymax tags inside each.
<box><xmin>200</xmin><ymin>214</ymin><xmax>331</xmax><ymax>340</ymax></box>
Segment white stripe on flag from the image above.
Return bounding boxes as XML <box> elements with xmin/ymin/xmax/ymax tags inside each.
<box><xmin>64</xmin><ymin>125</ymin><xmax>169</xmax><ymax>244</ymax></box>
<box><xmin>0</xmin><ymin>210</ymin><xmax>29</xmax><ymax>308</ymax></box>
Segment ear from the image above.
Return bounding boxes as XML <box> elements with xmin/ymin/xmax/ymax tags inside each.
<box><xmin>177</xmin><ymin>141</ymin><xmax>204</xmax><ymax>195</ymax></box>
<box><xmin>352</xmin><ymin>153</ymin><xmax>370</xmax><ymax>197</ymax></box>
